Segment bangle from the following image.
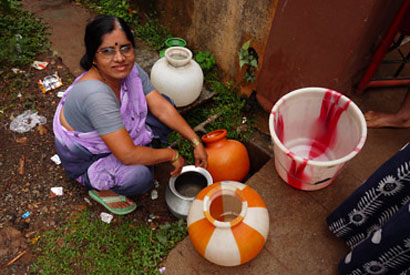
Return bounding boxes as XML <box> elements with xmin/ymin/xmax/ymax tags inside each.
<box><xmin>191</xmin><ymin>137</ymin><xmax>201</xmax><ymax>148</ymax></box>
<box><xmin>171</xmin><ymin>150</ymin><xmax>179</xmax><ymax>163</ymax></box>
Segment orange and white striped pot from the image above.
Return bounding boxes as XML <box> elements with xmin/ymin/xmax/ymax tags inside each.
<box><xmin>187</xmin><ymin>181</ymin><xmax>269</xmax><ymax>266</ymax></box>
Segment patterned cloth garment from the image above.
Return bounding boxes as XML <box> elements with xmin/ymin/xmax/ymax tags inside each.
<box><xmin>327</xmin><ymin>142</ymin><xmax>410</xmax><ymax>275</ymax></box>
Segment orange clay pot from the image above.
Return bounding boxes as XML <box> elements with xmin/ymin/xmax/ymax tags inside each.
<box><xmin>187</xmin><ymin>181</ymin><xmax>269</xmax><ymax>266</ymax></box>
<box><xmin>201</xmin><ymin>129</ymin><xmax>250</xmax><ymax>182</ymax></box>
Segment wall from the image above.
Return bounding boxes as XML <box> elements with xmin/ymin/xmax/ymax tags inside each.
<box><xmin>133</xmin><ymin>0</ymin><xmax>405</xmax><ymax>111</ymax></box>
<box><xmin>140</xmin><ymin>0</ymin><xmax>278</xmax><ymax>84</ymax></box>
<box><xmin>256</xmin><ymin>0</ymin><xmax>405</xmax><ymax>111</ymax></box>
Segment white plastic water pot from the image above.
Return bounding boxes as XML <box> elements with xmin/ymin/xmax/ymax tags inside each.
<box><xmin>269</xmin><ymin>87</ymin><xmax>367</xmax><ymax>191</ymax></box>
<box><xmin>150</xmin><ymin>46</ymin><xmax>203</xmax><ymax>107</ymax></box>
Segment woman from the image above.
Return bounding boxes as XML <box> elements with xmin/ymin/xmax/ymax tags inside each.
<box><xmin>53</xmin><ymin>15</ymin><xmax>208</xmax><ymax>215</ymax></box>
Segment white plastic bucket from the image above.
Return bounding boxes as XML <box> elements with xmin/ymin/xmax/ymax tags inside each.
<box><xmin>269</xmin><ymin>87</ymin><xmax>367</xmax><ymax>191</ymax></box>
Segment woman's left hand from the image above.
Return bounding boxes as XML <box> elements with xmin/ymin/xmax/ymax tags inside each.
<box><xmin>194</xmin><ymin>144</ymin><xmax>208</xmax><ymax>168</ymax></box>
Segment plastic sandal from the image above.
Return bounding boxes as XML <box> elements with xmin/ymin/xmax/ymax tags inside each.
<box><xmin>88</xmin><ymin>190</ymin><xmax>136</xmax><ymax>215</ymax></box>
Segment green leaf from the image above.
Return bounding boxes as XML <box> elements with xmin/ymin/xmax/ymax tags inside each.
<box><xmin>156</xmin><ymin>233</ymin><xmax>168</xmax><ymax>245</ymax></box>
<box><xmin>250</xmin><ymin>59</ymin><xmax>258</xmax><ymax>67</ymax></box>
<box><xmin>177</xmin><ymin>219</ymin><xmax>184</xmax><ymax>226</ymax></box>
<box><xmin>241</xmin><ymin>39</ymin><xmax>251</xmax><ymax>51</ymax></box>
<box><xmin>159</xmin><ymin>223</ymin><xmax>171</xmax><ymax>230</ymax></box>
<box><xmin>239</xmin><ymin>60</ymin><xmax>246</xmax><ymax>68</ymax></box>
<box><xmin>196</xmin><ymin>54</ymin><xmax>205</xmax><ymax>62</ymax></box>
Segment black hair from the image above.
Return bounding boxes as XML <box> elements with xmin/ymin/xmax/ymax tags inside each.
<box><xmin>80</xmin><ymin>15</ymin><xmax>136</xmax><ymax>70</ymax></box>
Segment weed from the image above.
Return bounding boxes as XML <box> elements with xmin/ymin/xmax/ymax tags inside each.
<box><xmin>0</xmin><ymin>0</ymin><xmax>50</xmax><ymax>70</ymax></box>
<box><xmin>0</xmin><ymin>71</ymin><xmax>38</xmax><ymax>115</ymax></box>
<box><xmin>32</xmin><ymin>210</ymin><xmax>187</xmax><ymax>274</ymax></box>
<box><xmin>238</xmin><ymin>39</ymin><xmax>258</xmax><ymax>83</ymax></box>
<box><xmin>207</xmin><ymin>80</ymin><xmax>254</xmax><ymax>140</ymax></box>
<box><xmin>76</xmin><ymin>0</ymin><xmax>135</xmax><ymax>23</ymax></box>
<box><xmin>0</xmin><ymin>0</ymin><xmax>11</xmax><ymax>12</ymax></box>
<box><xmin>194</xmin><ymin>50</ymin><xmax>216</xmax><ymax>72</ymax></box>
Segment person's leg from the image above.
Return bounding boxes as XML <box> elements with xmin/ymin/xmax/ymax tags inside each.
<box><xmin>365</xmin><ymin>89</ymin><xmax>410</xmax><ymax>128</ymax></box>
<box><xmin>327</xmin><ymin>142</ymin><xmax>410</xmax><ymax>248</ymax></box>
<box><xmin>110</xmin><ymin>164</ymin><xmax>154</xmax><ymax>196</ymax></box>
<box><xmin>83</xmin><ymin>154</ymin><xmax>154</xmax><ymax>211</ymax></box>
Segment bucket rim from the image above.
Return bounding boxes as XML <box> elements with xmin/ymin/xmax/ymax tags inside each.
<box><xmin>168</xmin><ymin>165</ymin><xmax>213</xmax><ymax>200</ymax></box>
<box><xmin>268</xmin><ymin>87</ymin><xmax>367</xmax><ymax>167</ymax></box>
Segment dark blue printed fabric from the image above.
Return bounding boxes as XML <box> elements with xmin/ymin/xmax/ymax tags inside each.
<box><xmin>327</xmin><ymin>142</ymin><xmax>410</xmax><ymax>275</ymax></box>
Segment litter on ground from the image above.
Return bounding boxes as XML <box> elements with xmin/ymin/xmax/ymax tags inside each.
<box><xmin>32</xmin><ymin>61</ymin><xmax>49</xmax><ymax>70</ymax></box>
<box><xmin>50</xmin><ymin>187</ymin><xmax>63</xmax><ymax>196</ymax></box>
<box><xmin>50</xmin><ymin>154</ymin><xmax>61</xmax><ymax>165</ymax></box>
<box><xmin>100</xmin><ymin>212</ymin><xmax>114</xmax><ymax>224</ymax></box>
<box><xmin>9</xmin><ymin>110</ymin><xmax>47</xmax><ymax>133</ymax></box>
<box><xmin>38</xmin><ymin>72</ymin><xmax>63</xmax><ymax>93</ymax></box>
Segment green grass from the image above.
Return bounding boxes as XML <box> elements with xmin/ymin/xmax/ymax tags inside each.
<box><xmin>0</xmin><ymin>0</ymin><xmax>51</xmax><ymax>115</ymax></box>
<box><xmin>0</xmin><ymin>0</ymin><xmax>50</xmax><ymax>71</ymax></box>
<box><xmin>32</xmin><ymin>209</ymin><xmax>187</xmax><ymax>274</ymax></box>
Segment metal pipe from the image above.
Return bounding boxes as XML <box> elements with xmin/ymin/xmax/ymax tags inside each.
<box><xmin>356</xmin><ymin>0</ymin><xmax>410</xmax><ymax>94</ymax></box>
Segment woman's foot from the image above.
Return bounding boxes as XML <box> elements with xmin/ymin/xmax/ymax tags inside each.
<box><xmin>365</xmin><ymin>110</ymin><xmax>410</xmax><ymax>128</ymax></box>
<box><xmin>88</xmin><ymin>190</ymin><xmax>136</xmax><ymax>215</ymax></box>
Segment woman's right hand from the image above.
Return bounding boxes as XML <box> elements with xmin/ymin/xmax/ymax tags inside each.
<box><xmin>170</xmin><ymin>150</ymin><xmax>184</xmax><ymax>177</ymax></box>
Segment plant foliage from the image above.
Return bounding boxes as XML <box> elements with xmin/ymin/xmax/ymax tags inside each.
<box><xmin>32</xmin><ymin>210</ymin><xmax>187</xmax><ymax>274</ymax></box>
<box><xmin>237</xmin><ymin>39</ymin><xmax>258</xmax><ymax>83</ymax></box>
<box><xmin>0</xmin><ymin>0</ymin><xmax>50</xmax><ymax>71</ymax></box>
<box><xmin>76</xmin><ymin>0</ymin><xmax>135</xmax><ymax>22</ymax></box>
<box><xmin>194</xmin><ymin>50</ymin><xmax>216</xmax><ymax>72</ymax></box>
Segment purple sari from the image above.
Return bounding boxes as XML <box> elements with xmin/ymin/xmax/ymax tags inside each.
<box><xmin>53</xmin><ymin>65</ymin><xmax>167</xmax><ymax>196</ymax></box>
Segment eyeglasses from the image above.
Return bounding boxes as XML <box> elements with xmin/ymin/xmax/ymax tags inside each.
<box><xmin>96</xmin><ymin>45</ymin><xmax>134</xmax><ymax>58</ymax></box>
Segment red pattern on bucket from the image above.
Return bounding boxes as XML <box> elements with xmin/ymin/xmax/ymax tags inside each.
<box><xmin>285</xmin><ymin>90</ymin><xmax>351</xmax><ymax>188</ymax></box>
<box><xmin>287</xmin><ymin>153</ymin><xmax>309</xmax><ymax>189</ymax></box>
<box><xmin>309</xmin><ymin>90</ymin><xmax>350</xmax><ymax>159</ymax></box>
<box><xmin>274</xmin><ymin>112</ymin><xmax>284</xmax><ymax>143</ymax></box>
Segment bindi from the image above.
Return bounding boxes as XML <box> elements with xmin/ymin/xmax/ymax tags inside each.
<box><xmin>115</xmin><ymin>42</ymin><xmax>118</xmax><ymax>46</ymax></box>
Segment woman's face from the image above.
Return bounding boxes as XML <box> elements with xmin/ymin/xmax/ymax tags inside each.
<box><xmin>93</xmin><ymin>25</ymin><xmax>135</xmax><ymax>81</ymax></box>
